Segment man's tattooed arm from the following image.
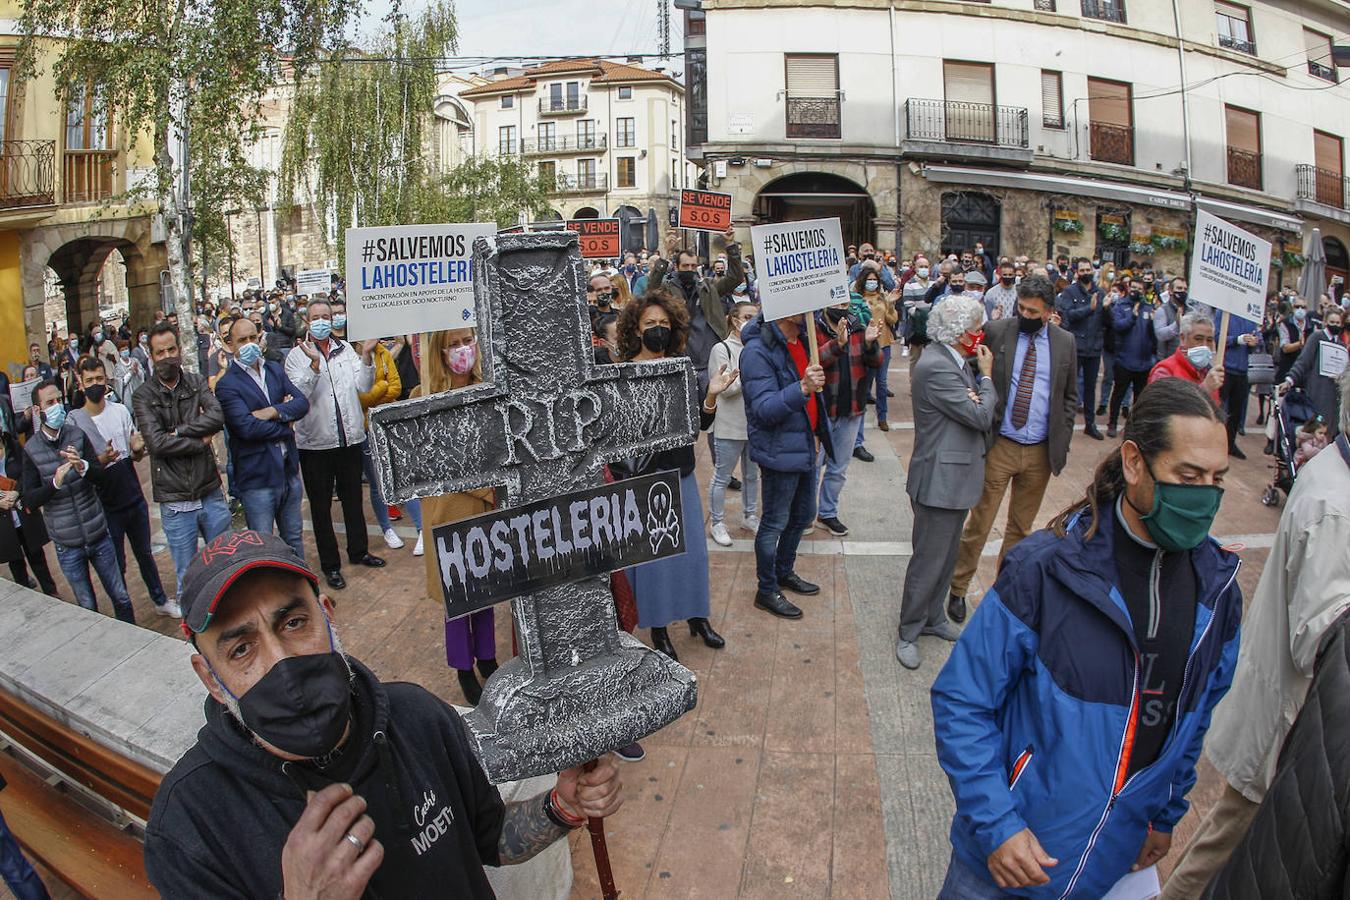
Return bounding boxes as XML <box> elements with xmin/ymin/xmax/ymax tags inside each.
<box><xmin>497</xmin><ymin>794</ymin><xmax>572</xmax><ymax>865</ymax></box>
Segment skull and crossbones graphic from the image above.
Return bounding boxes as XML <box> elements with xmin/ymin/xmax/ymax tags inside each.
<box><xmin>646</xmin><ymin>482</ymin><xmax>680</xmax><ymax>553</ymax></box>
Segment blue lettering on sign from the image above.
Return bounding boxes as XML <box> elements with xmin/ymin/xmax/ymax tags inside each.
<box><xmin>1200</xmin><ymin>243</ymin><xmax>1264</xmax><ymax>286</ymax></box>
<box><xmin>361</xmin><ymin>259</ymin><xmax>475</xmax><ymax>291</ymax></box>
<box><xmin>764</xmin><ymin>247</ymin><xmax>841</xmax><ymax>278</ymax></box>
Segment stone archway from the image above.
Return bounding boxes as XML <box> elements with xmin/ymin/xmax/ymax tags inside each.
<box><xmin>571</xmin><ymin>206</ymin><xmax>600</xmax><ymax>219</ymax></box>
<box><xmin>753</xmin><ymin>171</ymin><xmax>878</xmax><ymax>249</ymax></box>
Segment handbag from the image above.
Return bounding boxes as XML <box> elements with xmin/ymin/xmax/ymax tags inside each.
<box><xmin>1247</xmin><ymin>352</ymin><xmax>1276</xmax><ymax>386</ymax></box>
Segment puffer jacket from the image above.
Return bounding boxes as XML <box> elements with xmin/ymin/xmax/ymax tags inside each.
<box><xmin>1056</xmin><ymin>281</ymin><xmax>1109</xmax><ymax>356</ymax></box>
<box><xmin>1109</xmin><ymin>298</ymin><xmax>1158</xmax><ymax>372</ymax></box>
<box><xmin>650</xmin><ymin>242</ymin><xmax>744</xmax><ymax>371</ymax></box>
<box><xmin>739</xmin><ymin>313</ymin><xmax>837</xmax><ymax>472</ymax></box>
<box><xmin>932</xmin><ymin>510</ymin><xmax>1243</xmax><ymax>898</ymax></box>
<box><xmin>357</xmin><ymin>342</ymin><xmax>402</xmax><ymax>421</ymax></box>
<box><xmin>1204</xmin><ymin>605</ymin><xmax>1350</xmax><ymax>900</ymax></box>
<box><xmin>132</xmin><ymin>372</ymin><xmax>225</xmax><ymax>503</ymax></box>
<box><xmin>20</xmin><ymin>421</ymin><xmax>109</xmax><ymax>547</ymax></box>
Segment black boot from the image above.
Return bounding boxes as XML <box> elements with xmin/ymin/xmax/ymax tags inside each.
<box><xmin>650</xmin><ymin>626</ymin><xmax>678</xmax><ymax>661</ymax></box>
<box><xmin>456</xmin><ymin>669</ymin><xmax>483</xmax><ymax>706</ymax></box>
<box><xmin>477</xmin><ymin>658</ymin><xmax>499</xmax><ymax>680</ymax></box>
<box><xmin>688</xmin><ymin>617</ymin><xmax>725</xmax><ymax>649</ymax></box>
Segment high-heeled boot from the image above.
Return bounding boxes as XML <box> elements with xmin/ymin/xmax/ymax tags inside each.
<box><xmin>477</xmin><ymin>658</ymin><xmax>499</xmax><ymax>680</ymax></box>
<box><xmin>456</xmin><ymin>669</ymin><xmax>483</xmax><ymax>706</ymax></box>
<box><xmin>650</xmin><ymin>626</ymin><xmax>678</xmax><ymax>661</ymax></box>
<box><xmin>687</xmin><ymin>617</ymin><xmax>725</xmax><ymax>649</ymax></box>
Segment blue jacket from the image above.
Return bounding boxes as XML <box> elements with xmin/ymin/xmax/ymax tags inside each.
<box><xmin>216</xmin><ymin>360</ymin><xmax>310</xmax><ymax>493</ymax></box>
<box><xmin>932</xmin><ymin>511</ymin><xmax>1242</xmax><ymax>898</ymax></box>
<box><xmin>1056</xmin><ymin>282</ymin><xmax>1109</xmax><ymax>357</ymax></box>
<box><xmin>1219</xmin><ymin>312</ymin><xmax>1257</xmax><ymax>374</ymax></box>
<box><xmin>1109</xmin><ymin>299</ymin><xmax>1157</xmax><ymax>373</ymax></box>
<box><xmin>739</xmin><ymin>314</ymin><xmax>835</xmax><ymax>472</ymax></box>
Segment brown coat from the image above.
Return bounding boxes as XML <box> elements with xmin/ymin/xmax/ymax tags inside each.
<box><xmin>865</xmin><ymin>292</ymin><xmax>900</xmax><ymax>347</ymax></box>
<box><xmin>410</xmin><ymin>384</ymin><xmax>495</xmax><ymax>601</ymax></box>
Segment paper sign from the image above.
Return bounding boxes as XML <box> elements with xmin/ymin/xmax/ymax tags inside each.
<box><xmin>9</xmin><ymin>377</ymin><xmax>39</xmax><ymax>413</ymax></box>
<box><xmin>296</xmin><ymin>268</ymin><xmax>330</xmax><ymax>298</ymax></box>
<box><xmin>1188</xmin><ymin>210</ymin><xmax>1271</xmax><ymax>324</ymax></box>
<box><xmin>1320</xmin><ymin>340</ymin><xmax>1348</xmax><ymax>378</ymax></box>
<box><xmin>343</xmin><ymin>222</ymin><xmax>496</xmax><ymax>340</ymax></box>
<box><xmin>1101</xmin><ymin>865</ymin><xmax>1159</xmax><ymax>900</ymax></box>
<box><xmin>431</xmin><ymin>470</ymin><xmax>686</xmax><ymax>620</ymax></box>
<box><xmin>678</xmin><ymin>189</ymin><xmax>732</xmax><ymax>232</ymax></box>
<box><xmin>750</xmin><ymin>217</ymin><xmax>850</xmax><ymax>321</ymax></box>
<box><xmin>565</xmin><ymin>219</ymin><xmax>621</xmax><ymax>258</ymax></box>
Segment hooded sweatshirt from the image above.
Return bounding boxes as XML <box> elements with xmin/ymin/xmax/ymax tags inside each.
<box><xmin>144</xmin><ymin>658</ymin><xmax>506</xmax><ymax>899</ymax></box>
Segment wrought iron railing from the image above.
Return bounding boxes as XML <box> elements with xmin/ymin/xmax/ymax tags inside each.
<box><xmin>903</xmin><ymin>98</ymin><xmax>1029</xmax><ymax>149</ymax></box>
<box><xmin>1295</xmin><ymin>164</ymin><xmax>1348</xmax><ymax>209</ymax></box>
<box><xmin>786</xmin><ymin>96</ymin><xmax>841</xmax><ymax>139</ymax></box>
<box><xmin>1218</xmin><ymin>35</ymin><xmax>1256</xmax><ymax>55</ymax></box>
<box><xmin>1033</xmin><ymin>0</ymin><xmax>1056</xmax><ymax>10</ymax></box>
<box><xmin>1226</xmin><ymin>147</ymin><xmax>1262</xmax><ymax>190</ymax></box>
<box><xmin>522</xmin><ymin>133</ymin><xmax>607</xmax><ymax>154</ymax></box>
<box><xmin>1308</xmin><ymin>60</ymin><xmax>1338</xmax><ymax>83</ymax></box>
<box><xmin>62</xmin><ymin>149</ymin><xmax>116</xmax><ymax>203</ymax></box>
<box><xmin>550</xmin><ymin>172</ymin><xmax>608</xmax><ymax>193</ymax></box>
<box><xmin>1089</xmin><ymin>121</ymin><xmax>1134</xmax><ymax>166</ymax></box>
<box><xmin>1081</xmin><ymin>0</ymin><xmax>1126</xmax><ymax>23</ymax></box>
<box><xmin>0</xmin><ymin>140</ymin><xmax>56</xmax><ymax>209</ymax></box>
<box><xmin>539</xmin><ymin>96</ymin><xmax>588</xmax><ymax>115</ymax></box>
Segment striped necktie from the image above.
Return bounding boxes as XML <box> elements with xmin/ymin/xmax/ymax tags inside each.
<box><xmin>1010</xmin><ymin>335</ymin><xmax>1038</xmax><ymax>430</ymax></box>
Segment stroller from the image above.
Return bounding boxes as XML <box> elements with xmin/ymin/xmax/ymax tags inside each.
<box><xmin>1261</xmin><ymin>387</ymin><xmax>1318</xmax><ymax>507</ymax></box>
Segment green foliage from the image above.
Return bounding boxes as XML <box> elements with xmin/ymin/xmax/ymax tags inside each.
<box><xmin>1052</xmin><ymin>217</ymin><xmax>1084</xmax><ymax>235</ymax></box>
<box><xmin>410</xmin><ymin>155</ymin><xmax>556</xmax><ymax>229</ymax></box>
<box><xmin>1098</xmin><ymin>221</ymin><xmax>1129</xmax><ymax>243</ymax></box>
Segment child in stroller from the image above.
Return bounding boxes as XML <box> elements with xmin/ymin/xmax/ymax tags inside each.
<box><xmin>1261</xmin><ymin>388</ymin><xmax>1320</xmax><ymax>506</ymax></box>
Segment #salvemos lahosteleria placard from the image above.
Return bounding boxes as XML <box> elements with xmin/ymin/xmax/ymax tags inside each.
<box><xmin>750</xmin><ymin>217</ymin><xmax>850</xmax><ymax>321</ymax></box>
<box><xmin>432</xmin><ymin>469</ymin><xmax>687</xmax><ymax>620</ymax></box>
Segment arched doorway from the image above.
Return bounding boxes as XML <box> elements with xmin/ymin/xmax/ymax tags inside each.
<box><xmin>941</xmin><ymin>191</ymin><xmax>1000</xmax><ymax>258</ymax></box>
<box><xmin>539</xmin><ymin>209</ymin><xmax>563</xmax><ymax>221</ymax></box>
<box><xmin>753</xmin><ymin>172</ymin><xmax>876</xmax><ymax>249</ymax></box>
<box><xmin>46</xmin><ymin>236</ymin><xmax>147</xmax><ymax>335</ymax></box>
<box><xmin>615</xmin><ymin>204</ymin><xmax>644</xmax><ymax>255</ymax></box>
<box><xmin>572</xmin><ymin>206</ymin><xmax>600</xmax><ymax>219</ymax></box>
<box><xmin>1324</xmin><ymin>237</ymin><xmax>1348</xmax><ymax>298</ymax></box>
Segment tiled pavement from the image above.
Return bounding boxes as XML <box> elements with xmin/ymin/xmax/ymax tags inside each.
<box><xmin>2</xmin><ymin>357</ymin><xmax>1285</xmax><ymax>899</ymax></box>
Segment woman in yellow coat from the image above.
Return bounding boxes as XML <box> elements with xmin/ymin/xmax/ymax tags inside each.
<box><xmin>413</xmin><ymin>327</ymin><xmax>498</xmax><ymax>706</ymax></box>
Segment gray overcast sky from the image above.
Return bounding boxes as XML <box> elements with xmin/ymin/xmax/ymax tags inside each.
<box><xmin>358</xmin><ymin>0</ymin><xmax>681</xmax><ymax>65</ymax></box>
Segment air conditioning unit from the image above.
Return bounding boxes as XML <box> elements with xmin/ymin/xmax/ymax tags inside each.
<box><xmin>753</xmin><ymin>158</ymin><xmax>773</xmax><ymax>168</ymax></box>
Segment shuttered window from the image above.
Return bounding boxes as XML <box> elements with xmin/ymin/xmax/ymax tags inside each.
<box><xmin>943</xmin><ymin>61</ymin><xmax>994</xmax><ymax>106</ymax></box>
<box><xmin>1314</xmin><ymin>130</ymin><xmax>1343</xmax><ymax>178</ymax></box>
<box><xmin>785</xmin><ymin>55</ymin><xmax>838</xmax><ymax>98</ymax></box>
<box><xmin>1041</xmin><ymin>70</ymin><xmax>1063</xmax><ymax>128</ymax></box>
<box><xmin>1304</xmin><ymin>28</ymin><xmax>1331</xmax><ymax>63</ymax></box>
<box><xmin>1087</xmin><ymin>78</ymin><xmax>1131</xmax><ymax>127</ymax></box>
<box><xmin>1224</xmin><ymin>106</ymin><xmax>1259</xmax><ymax>154</ymax></box>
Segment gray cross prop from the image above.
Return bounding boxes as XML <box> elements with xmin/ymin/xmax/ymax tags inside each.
<box><xmin>368</xmin><ymin>230</ymin><xmax>699</xmax><ymax>784</ymax></box>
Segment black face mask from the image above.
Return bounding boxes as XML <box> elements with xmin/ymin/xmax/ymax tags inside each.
<box><xmin>1018</xmin><ymin>312</ymin><xmax>1044</xmax><ymax>334</ymax></box>
<box><xmin>1130</xmin><ymin>291</ymin><xmax>1143</xmax><ymax>302</ymax></box>
<box><xmin>154</xmin><ymin>356</ymin><xmax>182</xmax><ymax>383</ymax></box>
<box><xmin>825</xmin><ymin>307</ymin><xmax>849</xmax><ymax>324</ymax></box>
<box><xmin>1078</xmin><ymin>274</ymin><xmax>1093</xmax><ymax>286</ymax></box>
<box><xmin>1001</xmin><ymin>276</ymin><xmax>1015</xmax><ymax>286</ymax></box>
<box><xmin>234</xmin><ymin>650</ymin><xmax>353</xmax><ymax>758</ymax></box>
<box><xmin>83</xmin><ymin>384</ymin><xmax>107</xmax><ymax>404</ymax></box>
<box><xmin>676</xmin><ymin>271</ymin><xmax>698</xmax><ymax>290</ymax></box>
<box><xmin>594</xmin><ymin>292</ymin><xmax>613</xmax><ymax>308</ymax></box>
<box><xmin>1329</xmin><ymin>324</ymin><xmax>1344</xmax><ymax>337</ymax></box>
<box><xmin>641</xmin><ymin>325</ymin><xmax>672</xmax><ymax>353</ymax></box>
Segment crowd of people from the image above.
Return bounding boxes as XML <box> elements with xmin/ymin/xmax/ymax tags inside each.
<box><xmin>0</xmin><ymin>228</ymin><xmax>1346</xmax><ymax>900</ymax></box>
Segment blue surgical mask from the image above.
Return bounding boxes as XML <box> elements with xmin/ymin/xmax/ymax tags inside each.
<box><xmin>332</xmin><ymin>314</ymin><xmax>347</xmax><ymax>330</ymax></box>
<box><xmin>864</xmin><ymin>279</ymin><xmax>879</xmax><ymax>292</ymax></box>
<box><xmin>1294</xmin><ymin>308</ymin><xmax>1307</xmax><ymax>321</ymax></box>
<box><xmin>1186</xmin><ymin>345</ymin><xmax>1214</xmax><ymax>370</ymax></box>
<box><xmin>43</xmin><ymin>405</ymin><xmax>67</xmax><ymax>430</ymax></box>
<box><xmin>236</xmin><ymin>342</ymin><xmax>263</xmax><ymax>366</ymax></box>
<box><xmin>308</xmin><ymin>319</ymin><xmax>333</xmax><ymax>340</ymax></box>
<box><xmin>916</xmin><ymin>267</ymin><xmax>930</xmax><ymax>279</ymax></box>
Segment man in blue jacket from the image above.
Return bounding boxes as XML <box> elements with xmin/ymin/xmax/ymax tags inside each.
<box><xmin>1105</xmin><ymin>276</ymin><xmax>1157</xmax><ymax>438</ymax></box>
<box><xmin>740</xmin><ymin>311</ymin><xmax>835</xmax><ymax>620</ymax></box>
<box><xmin>215</xmin><ymin>317</ymin><xmax>311</xmax><ymax>560</ymax></box>
<box><xmin>1055</xmin><ymin>259</ymin><xmax>1108</xmax><ymax>440</ymax></box>
<box><xmin>1216</xmin><ymin>310</ymin><xmax>1258</xmax><ymax>460</ymax></box>
<box><xmin>931</xmin><ymin>377</ymin><xmax>1242</xmax><ymax>899</ymax></box>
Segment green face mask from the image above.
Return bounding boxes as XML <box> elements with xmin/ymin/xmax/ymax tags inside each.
<box><xmin>1134</xmin><ymin>458</ymin><xmax>1224</xmax><ymax>552</ymax></box>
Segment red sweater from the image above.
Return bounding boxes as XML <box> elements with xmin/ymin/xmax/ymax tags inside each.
<box><xmin>1149</xmin><ymin>347</ymin><xmax>1220</xmax><ymax>406</ymax></box>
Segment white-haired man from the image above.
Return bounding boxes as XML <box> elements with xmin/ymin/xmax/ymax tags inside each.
<box><xmin>1149</xmin><ymin>310</ymin><xmax>1225</xmax><ymax>406</ymax></box>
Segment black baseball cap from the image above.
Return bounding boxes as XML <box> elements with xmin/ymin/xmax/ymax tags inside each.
<box><xmin>179</xmin><ymin>530</ymin><xmax>319</xmax><ymax>639</ymax></box>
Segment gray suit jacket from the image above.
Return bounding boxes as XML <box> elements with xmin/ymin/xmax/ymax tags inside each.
<box><xmin>906</xmin><ymin>345</ymin><xmax>997</xmax><ymax>510</ymax></box>
<box><xmin>985</xmin><ymin>317</ymin><xmax>1079</xmax><ymax>475</ymax></box>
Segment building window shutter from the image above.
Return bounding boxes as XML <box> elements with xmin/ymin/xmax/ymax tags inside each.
<box><xmin>942</xmin><ymin>61</ymin><xmax>994</xmax><ymax>105</ymax></box>
<box><xmin>1314</xmin><ymin>131</ymin><xmax>1343</xmax><ymax>177</ymax></box>
<box><xmin>1040</xmin><ymin>70</ymin><xmax>1063</xmax><ymax>127</ymax></box>
<box><xmin>785</xmin><ymin>55</ymin><xmax>837</xmax><ymax>98</ymax></box>
<box><xmin>1224</xmin><ymin>106</ymin><xmax>1259</xmax><ymax>153</ymax></box>
<box><xmin>1304</xmin><ymin>28</ymin><xmax>1330</xmax><ymax>61</ymax></box>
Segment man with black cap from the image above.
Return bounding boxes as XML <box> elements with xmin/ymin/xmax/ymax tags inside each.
<box><xmin>144</xmin><ymin>529</ymin><xmax>624</xmax><ymax>899</ymax></box>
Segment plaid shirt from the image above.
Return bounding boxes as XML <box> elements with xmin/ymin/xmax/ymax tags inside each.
<box><xmin>816</xmin><ymin>311</ymin><xmax>883</xmax><ymax>419</ymax></box>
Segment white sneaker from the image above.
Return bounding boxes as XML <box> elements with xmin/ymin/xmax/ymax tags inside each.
<box><xmin>156</xmin><ymin>599</ymin><xmax>183</xmax><ymax>619</ymax></box>
<box><xmin>384</xmin><ymin>527</ymin><xmax>405</xmax><ymax>550</ymax></box>
<box><xmin>413</xmin><ymin>533</ymin><xmax>425</xmax><ymax>556</ymax></box>
<box><xmin>743</xmin><ymin>514</ymin><xmax>761</xmax><ymax>532</ymax></box>
<box><xmin>710</xmin><ymin>522</ymin><xmax>733</xmax><ymax>547</ymax></box>
<box><xmin>901</xmin><ymin>346</ymin><xmax>911</xmax><ymax>358</ymax></box>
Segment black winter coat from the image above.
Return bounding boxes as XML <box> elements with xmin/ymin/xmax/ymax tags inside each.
<box><xmin>1205</xmin><ymin>608</ymin><xmax>1350</xmax><ymax>899</ymax></box>
<box><xmin>0</xmin><ymin>436</ymin><xmax>49</xmax><ymax>563</ymax></box>
<box><xmin>131</xmin><ymin>372</ymin><xmax>224</xmax><ymax>502</ymax></box>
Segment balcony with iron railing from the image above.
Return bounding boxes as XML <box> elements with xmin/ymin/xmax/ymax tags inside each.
<box><xmin>539</xmin><ymin>96</ymin><xmax>588</xmax><ymax>116</ymax></box>
<box><xmin>1308</xmin><ymin>60</ymin><xmax>1338</xmax><ymax>83</ymax></box>
<box><xmin>1081</xmin><ymin>0</ymin><xmax>1126</xmax><ymax>23</ymax></box>
<box><xmin>1294</xmin><ymin>164</ymin><xmax>1350</xmax><ymax>222</ymax></box>
<box><xmin>522</xmin><ymin>133</ymin><xmax>607</xmax><ymax>155</ymax></box>
<box><xmin>1218</xmin><ymin>34</ymin><xmax>1256</xmax><ymax>55</ymax></box>
<box><xmin>549</xmin><ymin>172</ymin><xmax>608</xmax><ymax>194</ymax></box>
<box><xmin>785</xmin><ymin>95</ymin><xmax>841</xmax><ymax>140</ymax></box>
<box><xmin>63</xmin><ymin>149</ymin><xmax>116</xmax><ymax>203</ymax></box>
<box><xmin>900</xmin><ymin>98</ymin><xmax>1033</xmax><ymax>166</ymax></box>
<box><xmin>1089</xmin><ymin>121</ymin><xmax>1134</xmax><ymax>166</ymax></box>
<box><xmin>1226</xmin><ymin>147</ymin><xmax>1262</xmax><ymax>190</ymax></box>
<box><xmin>0</xmin><ymin>140</ymin><xmax>56</xmax><ymax>210</ymax></box>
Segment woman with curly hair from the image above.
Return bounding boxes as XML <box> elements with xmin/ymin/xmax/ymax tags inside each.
<box><xmin>615</xmin><ymin>290</ymin><xmax>740</xmax><ymax>660</ymax></box>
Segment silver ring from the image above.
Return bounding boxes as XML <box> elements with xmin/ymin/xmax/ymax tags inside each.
<box><xmin>344</xmin><ymin>832</ymin><xmax>365</xmax><ymax>853</ymax></box>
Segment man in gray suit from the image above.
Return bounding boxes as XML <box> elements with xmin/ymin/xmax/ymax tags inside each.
<box><xmin>898</xmin><ymin>296</ymin><xmax>996</xmax><ymax>670</ymax></box>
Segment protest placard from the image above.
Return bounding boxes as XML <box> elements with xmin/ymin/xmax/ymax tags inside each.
<box><xmin>295</xmin><ymin>268</ymin><xmax>330</xmax><ymax>299</ymax></box>
<box><xmin>565</xmin><ymin>219</ymin><xmax>621</xmax><ymax>258</ymax></box>
<box><xmin>749</xmin><ymin>217</ymin><xmax>849</xmax><ymax>321</ymax></box>
<box><xmin>1189</xmin><ymin>210</ymin><xmax>1271</xmax><ymax>324</ymax></box>
<box><xmin>343</xmin><ymin>222</ymin><xmax>495</xmax><ymax>340</ymax></box>
<box><xmin>430</xmin><ymin>469</ymin><xmax>686</xmax><ymax>620</ymax></box>
<box><xmin>1319</xmin><ymin>340</ymin><xmax>1348</xmax><ymax>379</ymax></box>
<box><xmin>677</xmin><ymin>189</ymin><xmax>732</xmax><ymax>232</ymax></box>
<box><xmin>9</xmin><ymin>377</ymin><xmax>39</xmax><ymax>413</ymax></box>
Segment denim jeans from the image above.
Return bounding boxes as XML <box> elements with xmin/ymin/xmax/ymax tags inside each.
<box><xmin>818</xmin><ymin>413</ymin><xmax>863</xmax><ymax>520</ymax></box>
<box><xmin>160</xmin><ymin>489</ymin><xmax>232</xmax><ymax>596</ymax></box>
<box><xmin>1077</xmin><ymin>354</ymin><xmax>1102</xmax><ymax>426</ymax></box>
<box><xmin>754</xmin><ymin>465</ymin><xmax>817</xmax><ymax>594</ymax></box>
<box><xmin>938</xmin><ymin>850</ymin><xmax>1015</xmax><ymax>899</ymax></box>
<box><xmin>53</xmin><ymin>534</ymin><xmax>135</xmax><ymax>623</ymax></box>
<box><xmin>360</xmin><ymin>441</ymin><xmax>393</xmax><ymax>531</ymax></box>
<box><xmin>105</xmin><ymin>498</ymin><xmax>171</xmax><ymax>608</ymax></box>
<box><xmin>0</xmin><ymin>807</ymin><xmax>49</xmax><ymax>900</ymax></box>
<box><xmin>709</xmin><ymin>437</ymin><xmax>759</xmax><ymax>525</ymax></box>
<box><xmin>239</xmin><ymin>470</ymin><xmax>306</xmax><ymax>561</ymax></box>
<box><xmin>856</xmin><ymin>345</ymin><xmax>893</xmax><ymax>448</ymax></box>
<box><xmin>403</xmin><ymin>497</ymin><xmax>425</xmax><ymax>530</ymax></box>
